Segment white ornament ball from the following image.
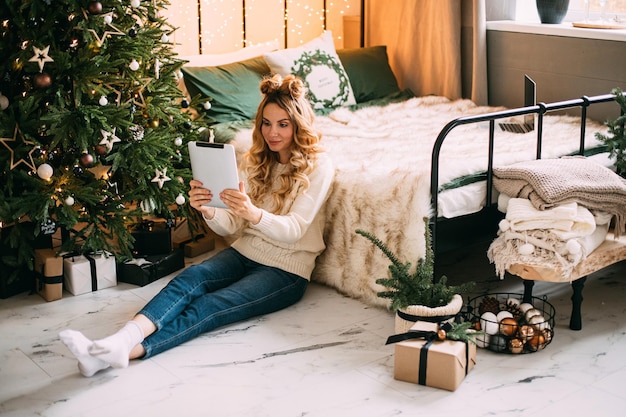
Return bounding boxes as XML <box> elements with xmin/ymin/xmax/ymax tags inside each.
<box><xmin>104</xmin><ymin>15</ymin><xmax>113</xmax><ymax>24</ymax></box>
<box><xmin>174</xmin><ymin>137</ymin><xmax>183</xmax><ymax>146</ymax></box>
<box><xmin>131</xmin><ymin>0</ymin><xmax>141</xmax><ymax>8</ymax></box>
<box><xmin>468</xmin><ymin>329</ymin><xmax>490</xmax><ymax>349</ymax></box>
<box><xmin>37</xmin><ymin>163</ymin><xmax>53</xmax><ymax>180</ymax></box>
<box><xmin>506</xmin><ymin>297</ymin><xmax>521</xmax><ymax>308</ymax></box>
<box><xmin>518</xmin><ymin>302</ymin><xmax>534</xmax><ymax>314</ymax></box>
<box><xmin>524</xmin><ymin>308</ymin><xmax>542</xmax><ymax>322</ymax></box>
<box><xmin>203</xmin><ymin>101</ymin><xmax>212</xmax><ymax>110</ymax></box>
<box><xmin>175</xmin><ymin>193</ymin><xmax>186</xmax><ymax>205</ymax></box>
<box><xmin>99</xmin><ymin>95</ymin><xmax>108</xmax><ymax>106</ymax></box>
<box><xmin>496</xmin><ymin>310</ymin><xmax>513</xmax><ymax>323</ymax></box>
<box><xmin>0</xmin><ymin>94</ymin><xmax>9</xmax><ymax>110</ymax></box>
<box><xmin>475</xmin><ymin>332</ymin><xmax>490</xmax><ymax>348</ymax></box>
<box><xmin>566</xmin><ymin>239</ymin><xmax>582</xmax><ymax>255</ymax></box>
<box><xmin>140</xmin><ymin>198</ymin><xmax>155</xmax><ymax>213</ymax></box>
<box><xmin>518</xmin><ymin>243</ymin><xmax>535</xmax><ymax>255</ymax></box>
<box><xmin>528</xmin><ymin>314</ymin><xmax>549</xmax><ymax>331</ymax></box>
<box><xmin>161</xmin><ymin>33</ymin><xmax>169</xmax><ymax>43</ymax></box>
<box><xmin>129</xmin><ymin>59</ymin><xmax>140</xmax><ymax>71</ymax></box>
<box><xmin>480</xmin><ymin>312</ymin><xmax>499</xmax><ymax>335</ymax></box>
<box><xmin>64</xmin><ymin>196</ymin><xmax>75</xmax><ymax>206</ymax></box>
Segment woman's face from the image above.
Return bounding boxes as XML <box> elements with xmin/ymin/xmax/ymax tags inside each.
<box><xmin>261</xmin><ymin>102</ymin><xmax>294</xmax><ymax>164</ymax></box>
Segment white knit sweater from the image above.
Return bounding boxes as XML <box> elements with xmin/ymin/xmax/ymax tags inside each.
<box><xmin>204</xmin><ymin>154</ymin><xmax>334</xmax><ymax>279</ymax></box>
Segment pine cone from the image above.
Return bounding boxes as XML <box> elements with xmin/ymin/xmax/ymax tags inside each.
<box><xmin>478</xmin><ymin>296</ymin><xmax>500</xmax><ymax>315</ymax></box>
<box><xmin>504</xmin><ymin>301</ymin><xmax>523</xmax><ymax>320</ymax></box>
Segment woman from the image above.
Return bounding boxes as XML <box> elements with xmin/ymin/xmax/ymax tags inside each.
<box><xmin>60</xmin><ymin>74</ymin><xmax>334</xmax><ymax>377</ymax></box>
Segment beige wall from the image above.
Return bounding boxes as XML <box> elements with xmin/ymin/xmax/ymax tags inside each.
<box><xmin>161</xmin><ymin>0</ymin><xmax>361</xmax><ymax>56</ymax></box>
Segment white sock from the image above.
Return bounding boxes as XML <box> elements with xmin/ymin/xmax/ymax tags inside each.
<box><xmin>59</xmin><ymin>329</ymin><xmax>110</xmax><ymax>377</ymax></box>
<box><xmin>88</xmin><ymin>321</ymin><xmax>145</xmax><ymax>369</ymax></box>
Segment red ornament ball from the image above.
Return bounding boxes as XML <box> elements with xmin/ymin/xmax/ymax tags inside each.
<box><xmin>33</xmin><ymin>73</ymin><xmax>52</xmax><ymax>89</ymax></box>
<box><xmin>95</xmin><ymin>144</ymin><xmax>108</xmax><ymax>156</ymax></box>
<box><xmin>79</xmin><ymin>153</ymin><xmax>94</xmax><ymax>167</ymax></box>
<box><xmin>88</xmin><ymin>1</ymin><xmax>103</xmax><ymax>14</ymax></box>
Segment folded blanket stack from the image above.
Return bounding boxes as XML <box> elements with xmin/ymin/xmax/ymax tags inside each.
<box><xmin>488</xmin><ymin>198</ymin><xmax>609</xmax><ymax>280</ymax></box>
<box><xmin>492</xmin><ymin>156</ymin><xmax>626</xmax><ymax>236</ymax></box>
<box><xmin>488</xmin><ymin>157</ymin><xmax>624</xmax><ymax>281</ymax></box>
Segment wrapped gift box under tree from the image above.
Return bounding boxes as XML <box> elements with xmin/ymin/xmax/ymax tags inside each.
<box><xmin>117</xmin><ymin>248</ymin><xmax>185</xmax><ymax>287</ymax></box>
<box><xmin>0</xmin><ymin>221</ymin><xmax>54</xmax><ymax>299</ymax></box>
<box><xmin>34</xmin><ymin>248</ymin><xmax>63</xmax><ymax>302</ymax></box>
<box><xmin>63</xmin><ymin>253</ymin><xmax>117</xmax><ymax>296</ymax></box>
<box><xmin>130</xmin><ymin>219</ymin><xmax>173</xmax><ymax>257</ymax></box>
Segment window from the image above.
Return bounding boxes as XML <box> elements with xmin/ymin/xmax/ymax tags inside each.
<box><xmin>516</xmin><ymin>0</ymin><xmax>626</xmax><ymax>23</ymax></box>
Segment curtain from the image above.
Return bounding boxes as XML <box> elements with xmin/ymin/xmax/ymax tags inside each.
<box><xmin>365</xmin><ymin>0</ymin><xmax>487</xmax><ymax>105</ymax></box>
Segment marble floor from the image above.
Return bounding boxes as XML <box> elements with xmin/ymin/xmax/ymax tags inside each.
<box><xmin>1</xmin><ymin>239</ymin><xmax>626</xmax><ymax>417</ymax></box>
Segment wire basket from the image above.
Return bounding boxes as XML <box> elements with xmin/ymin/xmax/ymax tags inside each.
<box><xmin>466</xmin><ymin>292</ymin><xmax>555</xmax><ymax>354</ymax></box>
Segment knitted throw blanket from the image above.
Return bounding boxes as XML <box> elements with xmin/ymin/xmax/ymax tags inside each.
<box><xmin>493</xmin><ymin>157</ymin><xmax>626</xmax><ymax>236</ymax></box>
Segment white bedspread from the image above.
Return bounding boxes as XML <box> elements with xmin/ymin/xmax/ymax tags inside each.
<box><xmin>231</xmin><ymin>96</ymin><xmax>608</xmax><ymax>307</ymax></box>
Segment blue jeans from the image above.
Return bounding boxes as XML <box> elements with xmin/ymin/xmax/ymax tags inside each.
<box><xmin>138</xmin><ymin>247</ymin><xmax>308</xmax><ymax>358</ymax></box>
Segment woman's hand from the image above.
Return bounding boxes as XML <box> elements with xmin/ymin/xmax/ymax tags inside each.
<box><xmin>188</xmin><ymin>179</ymin><xmax>216</xmax><ymax>220</ymax></box>
<box><xmin>220</xmin><ymin>181</ymin><xmax>263</xmax><ymax>224</ymax></box>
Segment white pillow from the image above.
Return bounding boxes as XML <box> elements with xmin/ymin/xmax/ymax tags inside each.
<box><xmin>178</xmin><ymin>40</ymin><xmax>280</xmax><ymax>67</ymax></box>
<box><xmin>263</xmin><ymin>31</ymin><xmax>356</xmax><ymax>110</ymax></box>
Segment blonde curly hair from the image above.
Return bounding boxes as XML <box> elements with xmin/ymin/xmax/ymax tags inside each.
<box><xmin>243</xmin><ymin>74</ymin><xmax>323</xmax><ymax>213</ymax></box>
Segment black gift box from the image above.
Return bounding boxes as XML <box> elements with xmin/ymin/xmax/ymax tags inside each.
<box><xmin>117</xmin><ymin>249</ymin><xmax>185</xmax><ymax>287</ymax></box>
<box><xmin>0</xmin><ymin>222</ymin><xmax>54</xmax><ymax>299</ymax></box>
<box><xmin>131</xmin><ymin>220</ymin><xmax>173</xmax><ymax>256</ymax></box>
<box><xmin>0</xmin><ymin>263</ymin><xmax>32</xmax><ymax>299</ymax></box>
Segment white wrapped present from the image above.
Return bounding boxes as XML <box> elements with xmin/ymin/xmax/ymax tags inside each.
<box><xmin>63</xmin><ymin>253</ymin><xmax>117</xmax><ymax>295</ymax></box>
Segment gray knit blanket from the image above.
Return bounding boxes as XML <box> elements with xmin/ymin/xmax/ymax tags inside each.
<box><xmin>493</xmin><ymin>157</ymin><xmax>626</xmax><ymax>236</ymax></box>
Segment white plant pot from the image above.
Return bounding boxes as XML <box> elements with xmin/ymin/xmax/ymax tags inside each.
<box><xmin>394</xmin><ymin>294</ymin><xmax>464</xmax><ymax>334</ymax></box>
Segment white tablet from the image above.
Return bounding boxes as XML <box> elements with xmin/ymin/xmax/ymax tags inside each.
<box><xmin>188</xmin><ymin>141</ymin><xmax>240</xmax><ymax>209</ymax></box>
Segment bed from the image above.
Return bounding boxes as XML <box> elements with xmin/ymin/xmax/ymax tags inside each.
<box><xmin>178</xmin><ymin>32</ymin><xmax>616</xmax><ymax>309</ymax></box>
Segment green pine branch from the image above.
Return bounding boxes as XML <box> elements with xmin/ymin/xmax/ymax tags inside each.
<box><xmin>596</xmin><ymin>88</ymin><xmax>626</xmax><ymax>175</ymax></box>
<box><xmin>356</xmin><ymin>217</ymin><xmax>474</xmax><ymax>311</ymax></box>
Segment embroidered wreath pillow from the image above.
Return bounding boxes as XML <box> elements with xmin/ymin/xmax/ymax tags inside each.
<box><xmin>263</xmin><ymin>31</ymin><xmax>356</xmax><ymax>110</ymax></box>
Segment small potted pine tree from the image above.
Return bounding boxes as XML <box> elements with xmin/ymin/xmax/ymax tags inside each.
<box><xmin>357</xmin><ymin>217</ymin><xmax>475</xmax><ymax>333</ymax></box>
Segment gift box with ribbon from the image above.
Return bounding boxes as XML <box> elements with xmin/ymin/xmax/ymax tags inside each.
<box><xmin>388</xmin><ymin>321</ymin><xmax>476</xmax><ymax>391</ymax></box>
<box><xmin>1</xmin><ymin>221</ymin><xmax>54</xmax><ymax>299</ymax></box>
<box><xmin>34</xmin><ymin>248</ymin><xmax>63</xmax><ymax>302</ymax></box>
<box><xmin>131</xmin><ymin>219</ymin><xmax>173</xmax><ymax>256</ymax></box>
<box><xmin>171</xmin><ymin>216</ymin><xmax>216</xmax><ymax>258</ymax></box>
<box><xmin>63</xmin><ymin>253</ymin><xmax>117</xmax><ymax>296</ymax></box>
<box><xmin>181</xmin><ymin>235</ymin><xmax>215</xmax><ymax>258</ymax></box>
<box><xmin>117</xmin><ymin>248</ymin><xmax>185</xmax><ymax>287</ymax></box>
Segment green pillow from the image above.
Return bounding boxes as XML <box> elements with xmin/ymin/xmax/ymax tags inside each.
<box><xmin>181</xmin><ymin>56</ymin><xmax>271</xmax><ymax>124</ymax></box>
<box><xmin>337</xmin><ymin>46</ymin><xmax>400</xmax><ymax>103</ymax></box>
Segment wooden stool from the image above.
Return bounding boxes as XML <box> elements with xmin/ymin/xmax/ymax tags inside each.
<box><xmin>507</xmin><ymin>231</ymin><xmax>626</xmax><ymax>330</ymax></box>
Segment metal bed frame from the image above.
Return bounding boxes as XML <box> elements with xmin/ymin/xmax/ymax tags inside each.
<box><xmin>429</xmin><ymin>92</ymin><xmax>621</xmax><ymax>256</ymax></box>
<box><xmin>429</xmin><ymin>92</ymin><xmax>624</xmax><ymax>330</ymax></box>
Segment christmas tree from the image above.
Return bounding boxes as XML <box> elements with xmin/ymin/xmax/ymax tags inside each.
<box><xmin>0</xmin><ymin>0</ymin><xmax>207</xmax><ymax>282</ymax></box>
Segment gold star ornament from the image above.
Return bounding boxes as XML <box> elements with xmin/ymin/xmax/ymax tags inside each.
<box><xmin>0</xmin><ymin>125</ymin><xmax>37</xmax><ymax>171</ymax></box>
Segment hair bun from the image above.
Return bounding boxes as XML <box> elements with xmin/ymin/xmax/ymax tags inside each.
<box><xmin>261</xmin><ymin>74</ymin><xmax>306</xmax><ymax>100</ymax></box>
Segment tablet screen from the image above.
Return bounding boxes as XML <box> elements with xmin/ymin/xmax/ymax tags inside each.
<box><xmin>188</xmin><ymin>141</ymin><xmax>240</xmax><ymax>208</ymax></box>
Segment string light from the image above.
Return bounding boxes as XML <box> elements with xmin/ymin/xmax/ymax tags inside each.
<box><xmin>161</xmin><ymin>0</ymin><xmax>357</xmax><ymax>54</ymax></box>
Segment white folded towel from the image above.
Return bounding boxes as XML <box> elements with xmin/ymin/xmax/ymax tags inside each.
<box><xmin>503</xmin><ymin>198</ymin><xmax>595</xmax><ymax>238</ymax></box>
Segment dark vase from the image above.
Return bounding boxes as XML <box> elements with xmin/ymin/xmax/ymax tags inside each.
<box><xmin>536</xmin><ymin>0</ymin><xmax>570</xmax><ymax>24</ymax></box>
